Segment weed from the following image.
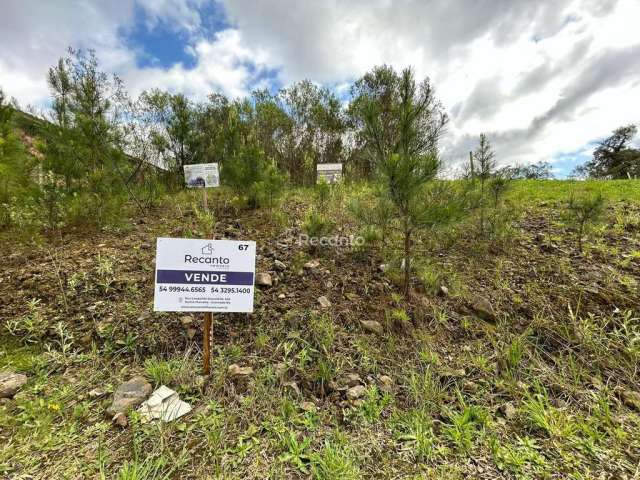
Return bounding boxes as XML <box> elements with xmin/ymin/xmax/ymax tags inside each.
<box><xmin>116</xmin><ymin>455</ymin><xmax>172</xmax><ymax>480</ymax></box>
<box><xmin>407</xmin><ymin>366</ymin><xmax>444</xmax><ymax>409</ymax></box>
<box><xmin>443</xmin><ymin>404</ymin><xmax>488</xmax><ymax>454</ymax></box>
<box><xmin>144</xmin><ymin>353</ymin><xmax>194</xmax><ymax>387</ymax></box>
<box><xmin>277</xmin><ymin>430</ymin><xmax>312</xmax><ymax>474</ymax></box>
<box><xmin>490</xmin><ymin>435</ymin><xmax>548</xmax><ymax>477</ymax></box>
<box><xmin>311</xmin><ymin>439</ymin><xmax>361</xmax><ymax>480</ymax></box>
<box><xmin>521</xmin><ymin>389</ymin><xmax>574</xmax><ymax>439</ymax></box>
<box><xmin>394</xmin><ymin>408</ymin><xmax>437</xmax><ymax>461</ymax></box>
<box><xmin>6</xmin><ymin>299</ymin><xmax>47</xmax><ymax>344</ymax></box>
<box><xmin>358</xmin><ymin>385</ymin><xmax>392</xmax><ymax>423</ymax></box>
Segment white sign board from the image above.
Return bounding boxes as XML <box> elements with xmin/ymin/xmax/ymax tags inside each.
<box><xmin>317</xmin><ymin>163</ymin><xmax>343</xmax><ymax>184</ymax></box>
<box><xmin>184</xmin><ymin>163</ymin><xmax>219</xmax><ymax>188</ymax></box>
<box><xmin>153</xmin><ymin>238</ymin><xmax>256</xmax><ymax>313</ymax></box>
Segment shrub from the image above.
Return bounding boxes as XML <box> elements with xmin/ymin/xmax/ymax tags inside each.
<box><xmin>565</xmin><ymin>188</ymin><xmax>606</xmax><ymax>252</ymax></box>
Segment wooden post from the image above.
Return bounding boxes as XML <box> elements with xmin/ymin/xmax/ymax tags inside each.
<box><xmin>203</xmin><ymin>312</ymin><xmax>212</xmax><ymax>375</ymax></box>
<box><xmin>202</xmin><ymin>187</ymin><xmax>213</xmax><ymax>375</ymax></box>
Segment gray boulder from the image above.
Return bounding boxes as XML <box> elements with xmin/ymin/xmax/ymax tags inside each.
<box><xmin>0</xmin><ymin>371</ymin><xmax>27</xmax><ymax>399</ymax></box>
<box><xmin>106</xmin><ymin>376</ymin><xmax>152</xmax><ymax>416</ymax></box>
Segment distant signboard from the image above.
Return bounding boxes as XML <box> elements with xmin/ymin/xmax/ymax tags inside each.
<box><xmin>153</xmin><ymin>238</ymin><xmax>256</xmax><ymax>313</ymax></box>
<box><xmin>184</xmin><ymin>163</ymin><xmax>219</xmax><ymax>188</ymax></box>
<box><xmin>317</xmin><ymin>163</ymin><xmax>343</xmax><ymax>184</ymax></box>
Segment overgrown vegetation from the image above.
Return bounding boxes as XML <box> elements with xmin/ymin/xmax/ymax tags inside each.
<box><xmin>1</xmin><ymin>47</ymin><xmax>640</xmax><ymax>479</ymax></box>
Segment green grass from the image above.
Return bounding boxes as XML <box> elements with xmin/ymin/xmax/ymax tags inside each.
<box><xmin>507</xmin><ymin>179</ymin><xmax>640</xmax><ymax>203</ymax></box>
<box><xmin>2</xmin><ymin>178</ymin><xmax>640</xmax><ymax>478</ymax></box>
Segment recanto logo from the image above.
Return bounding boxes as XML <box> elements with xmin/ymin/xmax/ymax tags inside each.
<box><xmin>184</xmin><ymin>254</ymin><xmax>230</xmax><ymax>265</ymax></box>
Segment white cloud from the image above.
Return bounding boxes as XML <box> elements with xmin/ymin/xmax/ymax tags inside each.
<box><xmin>220</xmin><ymin>0</ymin><xmax>640</xmax><ymax>170</ymax></box>
<box><xmin>1</xmin><ymin>0</ymin><xmax>639</xmax><ymax>172</ymax></box>
<box><xmin>124</xmin><ymin>29</ymin><xmax>271</xmax><ymax>100</ymax></box>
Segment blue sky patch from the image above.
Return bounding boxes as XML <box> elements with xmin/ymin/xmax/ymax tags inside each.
<box><xmin>121</xmin><ymin>2</ymin><xmax>229</xmax><ymax>70</ymax></box>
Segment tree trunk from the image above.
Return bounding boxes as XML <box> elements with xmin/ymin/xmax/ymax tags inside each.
<box><xmin>403</xmin><ymin>223</ymin><xmax>411</xmax><ymax>297</ymax></box>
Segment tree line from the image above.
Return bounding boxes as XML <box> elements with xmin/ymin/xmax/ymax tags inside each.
<box><xmin>0</xmin><ymin>47</ymin><xmax>637</xmax><ymax>235</ymax></box>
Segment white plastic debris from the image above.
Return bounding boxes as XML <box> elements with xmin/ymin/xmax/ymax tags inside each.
<box><xmin>137</xmin><ymin>385</ymin><xmax>192</xmax><ymax>422</ymax></box>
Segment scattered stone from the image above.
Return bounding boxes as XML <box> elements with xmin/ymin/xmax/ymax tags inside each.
<box><xmin>304</xmin><ymin>259</ymin><xmax>320</xmax><ymax>270</ymax></box>
<box><xmin>359</xmin><ymin>320</ymin><xmax>383</xmax><ymax>335</ymax></box>
<box><xmin>439</xmin><ymin>367</ymin><xmax>466</xmax><ymax>379</ymax></box>
<box><xmin>112</xmin><ymin>412</ymin><xmax>128</xmax><ymax>428</ymax></box>
<box><xmin>516</xmin><ymin>381</ymin><xmax>529</xmax><ymax>392</ymax></box>
<box><xmin>463</xmin><ymin>380</ymin><xmax>479</xmax><ymax>393</ymax></box>
<box><xmin>255</xmin><ymin>273</ymin><xmax>273</xmax><ymax>287</ymax></box>
<box><xmin>471</xmin><ymin>296</ymin><xmax>496</xmax><ymax>322</ymax></box>
<box><xmin>621</xmin><ymin>390</ymin><xmax>640</xmax><ymax>412</ymax></box>
<box><xmin>278</xmin><ymin>293</ymin><xmax>286</xmax><ymax>299</ymax></box>
<box><xmin>346</xmin><ymin>385</ymin><xmax>366</xmax><ymax>401</ymax></box>
<box><xmin>439</xmin><ymin>285</ymin><xmax>449</xmax><ymax>297</ymax></box>
<box><xmin>378</xmin><ymin>375</ymin><xmax>393</xmax><ymax>392</ymax></box>
<box><xmin>228</xmin><ymin>364</ymin><xmax>254</xmax><ymax>378</ymax></box>
<box><xmin>317</xmin><ymin>296</ymin><xmax>332</xmax><ymax>309</ymax></box>
<box><xmin>137</xmin><ymin>312</ymin><xmax>152</xmax><ymax>322</ymax></box>
<box><xmin>88</xmin><ymin>388</ymin><xmax>107</xmax><ymax>399</ymax></box>
<box><xmin>301</xmin><ymin>401</ymin><xmax>316</xmax><ymax>412</ymax></box>
<box><xmin>106</xmin><ymin>376</ymin><xmax>152</xmax><ymax>416</ymax></box>
<box><xmin>499</xmin><ymin>402</ymin><xmax>517</xmax><ymax>420</ymax></box>
<box><xmin>274</xmin><ymin>260</ymin><xmax>287</xmax><ymax>271</ymax></box>
<box><xmin>0</xmin><ymin>371</ymin><xmax>27</xmax><ymax>399</ymax></box>
<box><xmin>344</xmin><ymin>373</ymin><xmax>362</xmax><ymax>388</ymax></box>
<box><xmin>378</xmin><ymin>264</ymin><xmax>387</xmax><ymax>273</ymax></box>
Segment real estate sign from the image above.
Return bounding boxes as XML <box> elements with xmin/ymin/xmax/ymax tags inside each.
<box><xmin>184</xmin><ymin>163</ymin><xmax>220</xmax><ymax>188</ymax></box>
<box><xmin>317</xmin><ymin>163</ymin><xmax>343</xmax><ymax>184</ymax></box>
<box><xmin>153</xmin><ymin>238</ymin><xmax>256</xmax><ymax>313</ymax></box>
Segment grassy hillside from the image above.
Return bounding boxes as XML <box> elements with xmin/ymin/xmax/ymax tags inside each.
<box><xmin>1</xmin><ymin>181</ymin><xmax>639</xmax><ymax>479</ymax></box>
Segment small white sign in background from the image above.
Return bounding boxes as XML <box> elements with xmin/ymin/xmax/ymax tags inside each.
<box><xmin>317</xmin><ymin>163</ymin><xmax>343</xmax><ymax>184</ymax></box>
<box><xmin>184</xmin><ymin>163</ymin><xmax>219</xmax><ymax>188</ymax></box>
<box><xmin>154</xmin><ymin>238</ymin><xmax>256</xmax><ymax>313</ymax></box>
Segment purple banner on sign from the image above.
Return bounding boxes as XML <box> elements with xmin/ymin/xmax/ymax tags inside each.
<box><xmin>156</xmin><ymin>270</ymin><xmax>254</xmax><ymax>285</ymax></box>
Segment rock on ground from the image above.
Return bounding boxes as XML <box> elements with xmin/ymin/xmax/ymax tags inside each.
<box><xmin>304</xmin><ymin>259</ymin><xmax>320</xmax><ymax>270</ymax></box>
<box><xmin>112</xmin><ymin>412</ymin><xmax>128</xmax><ymax>428</ymax></box>
<box><xmin>228</xmin><ymin>364</ymin><xmax>254</xmax><ymax>377</ymax></box>
<box><xmin>360</xmin><ymin>320</ymin><xmax>383</xmax><ymax>335</ymax></box>
<box><xmin>471</xmin><ymin>296</ymin><xmax>496</xmax><ymax>322</ymax></box>
<box><xmin>106</xmin><ymin>376</ymin><xmax>152</xmax><ymax>416</ymax></box>
<box><xmin>344</xmin><ymin>373</ymin><xmax>362</xmax><ymax>387</ymax></box>
<box><xmin>378</xmin><ymin>375</ymin><xmax>394</xmax><ymax>392</ymax></box>
<box><xmin>621</xmin><ymin>389</ymin><xmax>640</xmax><ymax>412</ymax></box>
<box><xmin>0</xmin><ymin>371</ymin><xmax>27</xmax><ymax>399</ymax></box>
<box><xmin>346</xmin><ymin>385</ymin><xmax>367</xmax><ymax>400</ymax></box>
<box><xmin>317</xmin><ymin>296</ymin><xmax>332</xmax><ymax>309</ymax></box>
<box><xmin>255</xmin><ymin>273</ymin><xmax>272</xmax><ymax>287</ymax></box>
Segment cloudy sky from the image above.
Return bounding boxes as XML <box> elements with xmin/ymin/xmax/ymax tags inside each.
<box><xmin>1</xmin><ymin>0</ymin><xmax>639</xmax><ymax>176</ymax></box>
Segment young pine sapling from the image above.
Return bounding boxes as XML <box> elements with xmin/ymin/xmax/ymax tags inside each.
<box><xmin>566</xmin><ymin>190</ymin><xmax>606</xmax><ymax>253</ymax></box>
